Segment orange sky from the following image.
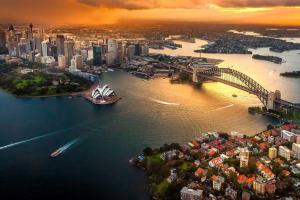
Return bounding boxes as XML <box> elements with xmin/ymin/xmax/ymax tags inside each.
<box><xmin>0</xmin><ymin>0</ymin><xmax>300</xmax><ymax>26</ymax></box>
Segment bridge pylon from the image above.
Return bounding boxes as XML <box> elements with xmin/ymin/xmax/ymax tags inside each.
<box><xmin>192</xmin><ymin>67</ymin><xmax>201</xmax><ymax>83</ymax></box>
<box><xmin>267</xmin><ymin>90</ymin><xmax>281</xmax><ymax>110</ymax></box>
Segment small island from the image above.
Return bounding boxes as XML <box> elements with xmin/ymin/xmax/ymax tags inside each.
<box><xmin>131</xmin><ymin>123</ymin><xmax>300</xmax><ymax>200</ymax></box>
<box><xmin>0</xmin><ymin>61</ymin><xmax>92</xmax><ymax>97</ymax></box>
<box><xmin>252</xmin><ymin>54</ymin><xmax>283</xmax><ymax>64</ymax></box>
<box><xmin>280</xmin><ymin>71</ymin><xmax>300</xmax><ymax>78</ymax></box>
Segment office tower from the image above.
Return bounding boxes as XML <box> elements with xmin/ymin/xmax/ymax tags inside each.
<box><xmin>87</xmin><ymin>49</ymin><xmax>93</xmax><ymax>61</ymax></box>
<box><xmin>117</xmin><ymin>41</ymin><xmax>124</xmax><ymax>63</ymax></box>
<box><xmin>18</xmin><ymin>42</ymin><xmax>28</xmax><ymax>57</ymax></box>
<box><xmin>50</xmin><ymin>45</ymin><xmax>57</xmax><ymax>60</ymax></box>
<box><xmin>127</xmin><ymin>45</ymin><xmax>135</xmax><ymax>60</ymax></box>
<box><xmin>80</xmin><ymin>49</ymin><xmax>88</xmax><ymax>61</ymax></box>
<box><xmin>74</xmin><ymin>54</ymin><xmax>83</xmax><ymax>69</ymax></box>
<box><xmin>141</xmin><ymin>44</ymin><xmax>149</xmax><ymax>56</ymax></box>
<box><xmin>41</xmin><ymin>40</ymin><xmax>49</xmax><ymax>57</ymax></box>
<box><xmin>64</xmin><ymin>40</ymin><xmax>74</xmax><ymax>66</ymax></box>
<box><xmin>34</xmin><ymin>37</ymin><xmax>42</xmax><ymax>54</ymax></box>
<box><xmin>56</xmin><ymin>35</ymin><xmax>65</xmax><ymax>56</ymax></box>
<box><xmin>93</xmin><ymin>45</ymin><xmax>102</xmax><ymax>66</ymax></box>
<box><xmin>134</xmin><ymin>44</ymin><xmax>142</xmax><ymax>56</ymax></box>
<box><xmin>0</xmin><ymin>31</ymin><xmax>6</xmax><ymax>48</ymax></box>
<box><xmin>107</xmin><ymin>39</ymin><xmax>118</xmax><ymax>63</ymax></box>
<box><xmin>7</xmin><ymin>41</ymin><xmax>18</xmax><ymax>57</ymax></box>
<box><xmin>58</xmin><ymin>55</ymin><xmax>66</xmax><ymax>68</ymax></box>
<box><xmin>268</xmin><ymin>147</ymin><xmax>277</xmax><ymax>159</ymax></box>
<box><xmin>106</xmin><ymin>52</ymin><xmax>115</xmax><ymax>65</ymax></box>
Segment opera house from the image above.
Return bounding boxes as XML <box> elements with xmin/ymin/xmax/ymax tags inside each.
<box><xmin>83</xmin><ymin>83</ymin><xmax>121</xmax><ymax>105</ymax></box>
<box><xmin>92</xmin><ymin>85</ymin><xmax>116</xmax><ymax>100</ymax></box>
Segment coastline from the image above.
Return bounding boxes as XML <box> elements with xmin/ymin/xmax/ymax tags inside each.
<box><xmin>131</xmin><ymin>123</ymin><xmax>300</xmax><ymax>200</ymax></box>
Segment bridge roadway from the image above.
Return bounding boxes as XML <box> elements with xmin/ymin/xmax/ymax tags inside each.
<box><xmin>159</xmin><ymin>62</ymin><xmax>300</xmax><ymax>110</ymax></box>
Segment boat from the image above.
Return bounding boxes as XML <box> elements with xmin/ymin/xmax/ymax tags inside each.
<box><xmin>50</xmin><ymin>149</ymin><xmax>62</xmax><ymax>158</ymax></box>
<box><xmin>232</xmin><ymin>94</ymin><xmax>238</xmax><ymax>97</ymax></box>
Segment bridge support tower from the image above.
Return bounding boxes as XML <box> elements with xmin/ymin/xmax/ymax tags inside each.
<box><xmin>267</xmin><ymin>90</ymin><xmax>281</xmax><ymax>110</ymax></box>
<box><xmin>192</xmin><ymin>68</ymin><xmax>201</xmax><ymax>83</ymax></box>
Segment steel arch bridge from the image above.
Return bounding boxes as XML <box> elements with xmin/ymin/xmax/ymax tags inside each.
<box><xmin>197</xmin><ymin>67</ymin><xmax>269</xmax><ymax>106</ymax></box>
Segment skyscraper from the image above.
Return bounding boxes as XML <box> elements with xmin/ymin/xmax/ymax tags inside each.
<box><xmin>107</xmin><ymin>39</ymin><xmax>118</xmax><ymax>64</ymax></box>
<box><xmin>93</xmin><ymin>45</ymin><xmax>102</xmax><ymax>66</ymax></box>
<box><xmin>64</xmin><ymin>40</ymin><xmax>74</xmax><ymax>66</ymax></box>
<box><xmin>58</xmin><ymin>55</ymin><xmax>66</xmax><ymax>68</ymax></box>
<box><xmin>56</xmin><ymin>35</ymin><xmax>65</xmax><ymax>56</ymax></box>
<box><xmin>127</xmin><ymin>45</ymin><xmax>135</xmax><ymax>60</ymax></box>
<box><xmin>74</xmin><ymin>54</ymin><xmax>83</xmax><ymax>69</ymax></box>
<box><xmin>0</xmin><ymin>31</ymin><xmax>6</xmax><ymax>48</ymax></box>
<box><xmin>41</xmin><ymin>40</ymin><xmax>49</xmax><ymax>57</ymax></box>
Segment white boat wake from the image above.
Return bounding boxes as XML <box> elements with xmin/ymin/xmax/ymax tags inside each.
<box><xmin>56</xmin><ymin>138</ymin><xmax>81</xmax><ymax>154</ymax></box>
<box><xmin>210</xmin><ymin>104</ymin><xmax>234</xmax><ymax>112</ymax></box>
<box><xmin>0</xmin><ymin>122</ymin><xmax>88</xmax><ymax>150</ymax></box>
<box><xmin>149</xmin><ymin>98</ymin><xmax>180</xmax><ymax>106</ymax></box>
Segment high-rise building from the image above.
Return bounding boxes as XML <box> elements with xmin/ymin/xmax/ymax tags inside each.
<box><xmin>240</xmin><ymin>157</ymin><xmax>249</xmax><ymax>168</ymax></box>
<box><xmin>41</xmin><ymin>40</ymin><xmax>49</xmax><ymax>57</ymax></box>
<box><xmin>253</xmin><ymin>177</ymin><xmax>266</xmax><ymax>194</ymax></box>
<box><xmin>64</xmin><ymin>40</ymin><xmax>74</xmax><ymax>66</ymax></box>
<box><xmin>134</xmin><ymin>44</ymin><xmax>142</xmax><ymax>56</ymax></box>
<box><xmin>239</xmin><ymin>147</ymin><xmax>250</xmax><ymax>168</ymax></box>
<box><xmin>278</xmin><ymin>146</ymin><xmax>291</xmax><ymax>161</ymax></box>
<box><xmin>107</xmin><ymin>39</ymin><xmax>118</xmax><ymax>63</ymax></box>
<box><xmin>239</xmin><ymin>147</ymin><xmax>250</xmax><ymax>158</ymax></box>
<box><xmin>281</xmin><ymin>130</ymin><xmax>295</xmax><ymax>142</ymax></box>
<box><xmin>80</xmin><ymin>49</ymin><xmax>88</xmax><ymax>61</ymax></box>
<box><xmin>268</xmin><ymin>147</ymin><xmax>277</xmax><ymax>159</ymax></box>
<box><xmin>106</xmin><ymin>52</ymin><xmax>115</xmax><ymax>65</ymax></box>
<box><xmin>87</xmin><ymin>49</ymin><xmax>93</xmax><ymax>61</ymax></box>
<box><xmin>74</xmin><ymin>54</ymin><xmax>83</xmax><ymax>69</ymax></box>
<box><xmin>0</xmin><ymin>31</ymin><xmax>6</xmax><ymax>48</ymax></box>
<box><xmin>141</xmin><ymin>44</ymin><xmax>149</xmax><ymax>56</ymax></box>
<box><xmin>127</xmin><ymin>45</ymin><xmax>135</xmax><ymax>60</ymax></box>
<box><xmin>7</xmin><ymin>41</ymin><xmax>18</xmax><ymax>57</ymax></box>
<box><xmin>292</xmin><ymin>143</ymin><xmax>300</xmax><ymax>159</ymax></box>
<box><xmin>93</xmin><ymin>45</ymin><xmax>102</xmax><ymax>66</ymax></box>
<box><xmin>58</xmin><ymin>55</ymin><xmax>66</xmax><ymax>68</ymax></box>
<box><xmin>33</xmin><ymin>37</ymin><xmax>42</xmax><ymax>54</ymax></box>
<box><xmin>56</xmin><ymin>35</ymin><xmax>65</xmax><ymax>56</ymax></box>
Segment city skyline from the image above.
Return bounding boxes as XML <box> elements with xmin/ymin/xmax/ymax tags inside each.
<box><xmin>1</xmin><ymin>0</ymin><xmax>300</xmax><ymax>26</ymax></box>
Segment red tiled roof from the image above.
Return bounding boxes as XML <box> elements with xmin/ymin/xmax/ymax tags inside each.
<box><xmin>211</xmin><ymin>175</ymin><xmax>218</xmax><ymax>181</ymax></box>
<box><xmin>238</xmin><ymin>175</ymin><xmax>248</xmax><ymax>184</ymax></box>
<box><xmin>195</xmin><ymin>167</ymin><xmax>207</xmax><ymax>176</ymax></box>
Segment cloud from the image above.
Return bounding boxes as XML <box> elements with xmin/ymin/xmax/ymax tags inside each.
<box><xmin>78</xmin><ymin>0</ymin><xmax>300</xmax><ymax>9</ymax></box>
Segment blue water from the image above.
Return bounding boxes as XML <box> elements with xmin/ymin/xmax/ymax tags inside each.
<box><xmin>0</xmin><ymin>70</ymin><xmax>277</xmax><ymax>199</ymax></box>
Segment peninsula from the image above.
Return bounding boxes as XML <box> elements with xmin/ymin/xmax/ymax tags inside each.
<box><xmin>252</xmin><ymin>54</ymin><xmax>283</xmax><ymax>64</ymax></box>
<box><xmin>131</xmin><ymin>123</ymin><xmax>300</xmax><ymax>200</ymax></box>
<box><xmin>280</xmin><ymin>71</ymin><xmax>300</xmax><ymax>78</ymax></box>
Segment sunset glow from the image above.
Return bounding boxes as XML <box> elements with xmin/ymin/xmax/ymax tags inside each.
<box><xmin>0</xmin><ymin>0</ymin><xmax>300</xmax><ymax>25</ymax></box>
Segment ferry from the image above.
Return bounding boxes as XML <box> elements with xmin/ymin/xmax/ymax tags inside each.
<box><xmin>50</xmin><ymin>149</ymin><xmax>62</xmax><ymax>158</ymax></box>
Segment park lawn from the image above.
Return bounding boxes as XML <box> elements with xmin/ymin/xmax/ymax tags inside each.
<box><xmin>178</xmin><ymin>161</ymin><xmax>194</xmax><ymax>171</ymax></box>
<box><xmin>153</xmin><ymin>179</ymin><xmax>170</xmax><ymax>198</ymax></box>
